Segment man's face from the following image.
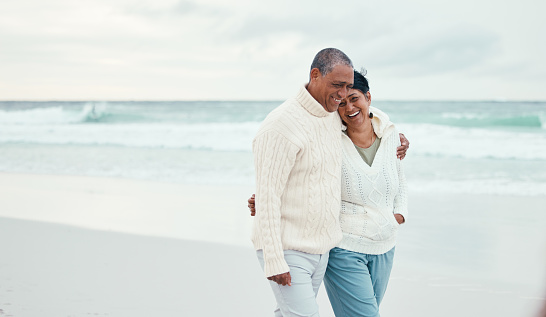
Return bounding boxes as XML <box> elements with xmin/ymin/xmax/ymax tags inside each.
<box><xmin>311</xmin><ymin>65</ymin><xmax>354</xmax><ymax>112</ymax></box>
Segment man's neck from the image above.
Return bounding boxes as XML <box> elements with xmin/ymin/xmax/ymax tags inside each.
<box><xmin>306</xmin><ymin>82</ymin><xmax>328</xmax><ymax>111</ymax></box>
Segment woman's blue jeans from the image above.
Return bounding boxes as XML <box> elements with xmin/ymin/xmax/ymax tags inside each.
<box><xmin>323</xmin><ymin>247</ymin><xmax>395</xmax><ymax>317</ymax></box>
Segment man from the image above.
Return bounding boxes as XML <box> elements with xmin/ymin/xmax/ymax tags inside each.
<box><xmin>252</xmin><ymin>48</ymin><xmax>354</xmax><ymax>316</ymax></box>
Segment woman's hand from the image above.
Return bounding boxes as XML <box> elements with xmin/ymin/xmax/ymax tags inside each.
<box><xmin>397</xmin><ymin>133</ymin><xmax>410</xmax><ymax>160</ymax></box>
<box><xmin>394</xmin><ymin>213</ymin><xmax>405</xmax><ymax>224</ymax></box>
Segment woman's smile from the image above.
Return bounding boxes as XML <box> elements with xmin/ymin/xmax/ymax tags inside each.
<box><xmin>347</xmin><ymin>110</ymin><xmax>360</xmax><ymax>118</ymax></box>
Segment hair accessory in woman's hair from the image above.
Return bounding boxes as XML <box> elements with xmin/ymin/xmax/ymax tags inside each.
<box><xmin>369</xmin><ymin>112</ymin><xmax>374</xmax><ymax>119</ymax></box>
<box><xmin>360</xmin><ymin>67</ymin><xmax>368</xmax><ymax>76</ymax></box>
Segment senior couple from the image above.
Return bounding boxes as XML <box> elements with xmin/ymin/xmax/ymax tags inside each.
<box><xmin>248</xmin><ymin>48</ymin><xmax>409</xmax><ymax>317</ymax></box>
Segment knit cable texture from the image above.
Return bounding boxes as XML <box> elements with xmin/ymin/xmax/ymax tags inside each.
<box><xmin>252</xmin><ymin>86</ymin><xmax>343</xmax><ymax>277</ymax></box>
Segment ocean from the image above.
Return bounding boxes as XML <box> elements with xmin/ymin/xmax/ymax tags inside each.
<box><xmin>1</xmin><ymin>100</ymin><xmax>546</xmax><ymax>196</ymax></box>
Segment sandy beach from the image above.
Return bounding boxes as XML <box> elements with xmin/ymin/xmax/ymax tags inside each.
<box><xmin>0</xmin><ymin>172</ymin><xmax>545</xmax><ymax>317</ymax></box>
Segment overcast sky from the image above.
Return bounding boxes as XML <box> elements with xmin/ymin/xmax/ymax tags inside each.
<box><xmin>0</xmin><ymin>0</ymin><xmax>544</xmax><ymax>101</ymax></box>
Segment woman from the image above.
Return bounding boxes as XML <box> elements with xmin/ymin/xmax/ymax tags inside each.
<box><xmin>322</xmin><ymin>69</ymin><xmax>407</xmax><ymax>317</ymax></box>
<box><xmin>247</xmin><ymin>70</ymin><xmax>408</xmax><ymax>317</ymax></box>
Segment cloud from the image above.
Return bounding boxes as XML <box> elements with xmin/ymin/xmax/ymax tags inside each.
<box><xmin>220</xmin><ymin>2</ymin><xmax>389</xmax><ymax>49</ymax></box>
<box><xmin>0</xmin><ymin>0</ymin><xmax>544</xmax><ymax>100</ymax></box>
<box><xmin>356</xmin><ymin>25</ymin><xmax>501</xmax><ymax>77</ymax></box>
<box><xmin>122</xmin><ymin>0</ymin><xmax>216</xmax><ymax>18</ymax></box>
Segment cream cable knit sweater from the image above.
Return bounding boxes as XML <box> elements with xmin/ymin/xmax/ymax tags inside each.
<box><xmin>252</xmin><ymin>85</ymin><xmax>343</xmax><ymax>277</ymax></box>
<box><xmin>338</xmin><ymin>107</ymin><xmax>408</xmax><ymax>255</ymax></box>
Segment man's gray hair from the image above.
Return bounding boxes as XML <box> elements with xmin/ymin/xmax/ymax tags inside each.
<box><xmin>310</xmin><ymin>48</ymin><xmax>353</xmax><ymax>76</ymax></box>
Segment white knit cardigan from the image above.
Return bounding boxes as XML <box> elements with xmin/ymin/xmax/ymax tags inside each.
<box><xmin>337</xmin><ymin>107</ymin><xmax>408</xmax><ymax>255</ymax></box>
<box><xmin>252</xmin><ymin>85</ymin><xmax>343</xmax><ymax>277</ymax></box>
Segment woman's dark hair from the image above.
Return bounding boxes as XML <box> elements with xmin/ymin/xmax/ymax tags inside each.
<box><xmin>352</xmin><ymin>69</ymin><xmax>370</xmax><ymax>96</ymax></box>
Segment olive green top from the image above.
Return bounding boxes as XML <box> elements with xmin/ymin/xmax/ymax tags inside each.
<box><xmin>353</xmin><ymin>135</ymin><xmax>381</xmax><ymax>166</ymax></box>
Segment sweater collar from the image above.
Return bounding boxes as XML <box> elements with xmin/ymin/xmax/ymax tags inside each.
<box><xmin>295</xmin><ymin>85</ymin><xmax>331</xmax><ymax>118</ymax></box>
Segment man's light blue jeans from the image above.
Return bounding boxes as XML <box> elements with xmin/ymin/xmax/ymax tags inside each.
<box><xmin>257</xmin><ymin>249</ymin><xmax>330</xmax><ymax>317</ymax></box>
<box><xmin>323</xmin><ymin>247</ymin><xmax>395</xmax><ymax>317</ymax></box>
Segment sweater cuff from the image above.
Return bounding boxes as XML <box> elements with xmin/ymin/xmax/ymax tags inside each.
<box><xmin>263</xmin><ymin>255</ymin><xmax>290</xmax><ymax>278</ymax></box>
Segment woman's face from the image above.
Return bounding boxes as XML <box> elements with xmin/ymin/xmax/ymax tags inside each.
<box><xmin>337</xmin><ymin>89</ymin><xmax>371</xmax><ymax>129</ymax></box>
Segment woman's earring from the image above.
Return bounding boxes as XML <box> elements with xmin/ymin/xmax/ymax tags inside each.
<box><xmin>369</xmin><ymin>112</ymin><xmax>374</xmax><ymax>119</ymax></box>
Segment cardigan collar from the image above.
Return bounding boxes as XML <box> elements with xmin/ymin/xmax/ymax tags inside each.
<box><xmin>295</xmin><ymin>85</ymin><xmax>331</xmax><ymax>118</ymax></box>
<box><xmin>370</xmin><ymin>106</ymin><xmax>394</xmax><ymax>138</ymax></box>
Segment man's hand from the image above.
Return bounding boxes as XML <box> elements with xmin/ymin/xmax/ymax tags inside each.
<box><xmin>397</xmin><ymin>133</ymin><xmax>410</xmax><ymax>160</ymax></box>
<box><xmin>248</xmin><ymin>194</ymin><xmax>256</xmax><ymax>216</ymax></box>
<box><xmin>268</xmin><ymin>272</ymin><xmax>292</xmax><ymax>286</ymax></box>
<box><xmin>248</xmin><ymin>197</ymin><xmax>290</xmax><ymax>286</ymax></box>
<box><xmin>394</xmin><ymin>213</ymin><xmax>405</xmax><ymax>224</ymax></box>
